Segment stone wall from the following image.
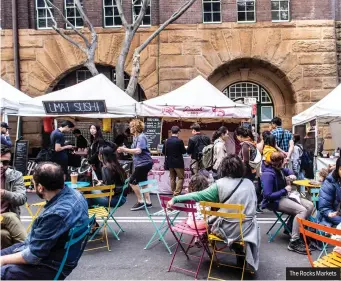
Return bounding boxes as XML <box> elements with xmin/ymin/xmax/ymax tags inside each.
<box><xmin>1</xmin><ymin>20</ymin><xmax>339</xmax><ymax>131</ymax></box>
<box><xmin>337</xmin><ymin>21</ymin><xmax>341</xmax><ymax>82</ymax></box>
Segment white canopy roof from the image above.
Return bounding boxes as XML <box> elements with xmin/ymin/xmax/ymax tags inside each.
<box><xmin>18</xmin><ymin>74</ymin><xmax>137</xmax><ymax>118</ymax></box>
<box><xmin>0</xmin><ymin>79</ymin><xmax>32</xmax><ymax>114</ymax></box>
<box><xmin>292</xmin><ymin>83</ymin><xmax>341</xmax><ymax>125</ymax></box>
<box><xmin>138</xmin><ymin>76</ymin><xmax>251</xmax><ymax>119</ymax></box>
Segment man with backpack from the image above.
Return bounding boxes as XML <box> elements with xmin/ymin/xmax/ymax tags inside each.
<box><xmin>187</xmin><ymin>123</ymin><xmax>211</xmax><ymax>175</ymax></box>
<box><xmin>270</xmin><ymin>117</ymin><xmax>294</xmax><ymax>162</ymax></box>
<box><xmin>292</xmin><ymin>134</ymin><xmax>313</xmax><ymax>179</ymax></box>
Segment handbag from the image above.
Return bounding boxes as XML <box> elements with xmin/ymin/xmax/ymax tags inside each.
<box><xmin>164</xmin><ymin>140</ymin><xmax>169</xmax><ymax>170</ymax></box>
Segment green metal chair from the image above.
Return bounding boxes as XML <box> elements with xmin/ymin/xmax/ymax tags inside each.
<box><xmin>266</xmin><ymin>211</ymin><xmax>292</xmax><ymax>242</ymax></box>
<box><xmin>54</xmin><ymin>215</ymin><xmax>96</xmax><ymax>280</ymax></box>
<box><xmin>138</xmin><ymin>179</ymin><xmax>180</xmax><ymax>254</ymax></box>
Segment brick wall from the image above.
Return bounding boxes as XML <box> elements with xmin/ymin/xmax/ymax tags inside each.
<box><xmin>2</xmin><ymin>0</ymin><xmax>341</xmax><ymax>29</ymax></box>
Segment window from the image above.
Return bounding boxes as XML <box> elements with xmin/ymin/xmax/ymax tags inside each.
<box><xmin>112</xmin><ymin>70</ymin><xmax>130</xmax><ymax>90</ymax></box>
<box><xmin>132</xmin><ymin>0</ymin><xmax>151</xmax><ymax>27</ymax></box>
<box><xmin>271</xmin><ymin>0</ymin><xmax>289</xmax><ymax>22</ymax></box>
<box><xmin>223</xmin><ymin>82</ymin><xmax>274</xmax><ymax>123</ymax></box>
<box><xmin>202</xmin><ymin>0</ymin><xmax>221</xmax><ymax>23</ymax></box>
<box><xmin>76</xmin><ymin>69</ymin><xmax>92</xmax><ymax>83</ymax></box>
<box><xmin>103</xmin><ymin>0</ymin><xmax>122</xmax><ymax>27</ymax></box>
<box><xmin>237</xmin><ymin>0</ymin><xmax>255</xmax><ymax>22</ymax></box>
<box><xmin>65</xmin><ymin>0</ymin><xmax>83</xmax><ymax>28</ymax></box>
<box><xmin>36</xmin><ymin>0</ymin><xmax>53</xmax><ymax>29</ymax></box>
<box><xmin>261</xmin><ymin>106</ymin><xmax>274</xmax><ymax>122</ymax></box>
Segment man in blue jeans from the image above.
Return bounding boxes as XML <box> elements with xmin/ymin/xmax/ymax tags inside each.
<box><xmin>0</xmin><ymin>162</ymin><xmax>88</xmax><ymax>280</ymax></box>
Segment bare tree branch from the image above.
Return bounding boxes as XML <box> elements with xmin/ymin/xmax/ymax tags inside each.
<box><xmin>45</xmin><ymin>0</ymin><xmax>89</xmax><ymax>47</ymax></box>
<box><xmin>115</xmin><ymin>0</ymin><xmax>149</xmax><ymax>90</ymax></box>
<box><xmin>132</xmin><ymin>0</ymin><xmax>149</xmax><ymax>33</ymax></box>
<box><xmin>115</xmin><ymin>0</ymin><xmax>129</xmax><ymax>29</ymax></box>
<box><xmin>125</xmin><ymin>0</ymin><xmax>197</xmax><ymax>96</ymax></box>
<box><xmin>44</xmin><ymin>0</ymin><xmax>98</xmax><ymax>76</ymax></box>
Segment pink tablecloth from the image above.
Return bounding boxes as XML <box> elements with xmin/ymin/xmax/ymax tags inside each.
<box><xmin>148</xmin><ymin>156</ymin><xmax>192</xmax><ymax>194</ymax></box>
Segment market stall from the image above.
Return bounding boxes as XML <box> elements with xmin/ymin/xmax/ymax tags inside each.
<box><xmin>15</xmin><ymin>74</ymin><xmax>138</xmax><ymax>174</ymax></box>
<box><xmin>138</xmin><ymin>75</ymin><xmax>252</xmax><ymax>193</ymax></box>
<box><xmin>0</xmin><ymin>79</ymin><xmax>32</xmax><ymax>122</ymax></box>
<box><xmin>292</xmin><ymin>83</ymin><xmax>341</xmax><ymax>175</ymax></box>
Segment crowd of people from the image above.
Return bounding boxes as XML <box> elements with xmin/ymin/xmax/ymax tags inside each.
<box><xmin>0</xmin><ymin>116</ymin><xmax>341</xmax><ymax>279</ymax></box>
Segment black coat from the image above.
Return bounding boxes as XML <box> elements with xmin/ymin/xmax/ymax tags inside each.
<box><xmin>162</xmin><ymin>136</ymin><xmax>186</xmax><ymax>169</ymax></box>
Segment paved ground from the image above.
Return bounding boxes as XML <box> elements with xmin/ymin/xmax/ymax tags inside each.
<box><xmin>20</xmin><ymin>192</ymin><xmax>320</xmax><ymax>280</ymax></box>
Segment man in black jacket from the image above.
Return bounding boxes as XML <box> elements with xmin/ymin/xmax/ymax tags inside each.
<box><xmin>187</xmin><ymin>123</ymin><xmax>211</xmax><ymax>175</ymax></box>
<box><xmin>162</xmin><ymin>126</ymin><xmax>186</xmax><ymax>196</ymax></box>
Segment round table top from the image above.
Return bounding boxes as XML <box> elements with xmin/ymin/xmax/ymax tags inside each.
<box><xmin>293</xmin><ymin>179</ymin><xmax>321</xmax><ymax>188</ymax></box>
<box><xmin>65</xmin><ymin>181</ymin><xmax>91</xmax><ymax>189</ymax></box>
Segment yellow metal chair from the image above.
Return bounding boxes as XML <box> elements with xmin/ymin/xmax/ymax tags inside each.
<box><xmin>78</xmin><ymin>185</ymin><xmax>115</xmax><ymax>252</ymax></box>
<box><xmin>200</xmin><ymin>202</ymin><xmax>249</xmax><ymax>281</ymax></box>
<box><xmin>23</xmin><ymin>175</ymin><xmax>46</xmax><ymax>232</ymax></box>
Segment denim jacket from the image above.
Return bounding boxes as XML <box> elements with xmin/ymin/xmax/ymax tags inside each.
<box><xmin>14</xmin><ymin>186</ymin><xmax>88</xmax><ymax>277</ymax></box>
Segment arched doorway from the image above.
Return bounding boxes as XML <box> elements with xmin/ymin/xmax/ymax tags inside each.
<box><xmin>223</xmin><ymin>82</ymin><xmax>274</xmax><ymax>130</ymax></box>
<box><xmin>208</xmin><ymin>58</ymin><xmax>295</xmax><ymax>131</ymax></box>
<box><xmin>52</xmin><ymin>64</ymin><xmax>146</xmax><ymax>102</ymax></box>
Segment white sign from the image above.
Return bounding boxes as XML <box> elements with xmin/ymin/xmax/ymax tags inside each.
<box><xmin>244</xmin><ymin>97</ymin><xmax>257</xmax><ymax>105</ymax></box>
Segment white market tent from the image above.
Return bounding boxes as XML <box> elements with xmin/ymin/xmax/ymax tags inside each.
<box><xmin>0</xmin><ymin>79</ymin><xmax>32</xmax><ymax>117</ymax></box>
<box><xmin>138</xmin><ymin>75</ymin><xmax>252</xmax><ymax>121</ymax></box>
<box><xmin>292</xmin><ymin>83</ymin><xmax>341</xmax><ymax>126</ymax></box>
<box><xmin>18</xmin><ymin>74</ymin><xmax>137</xmax><ymax>118</ymax></box>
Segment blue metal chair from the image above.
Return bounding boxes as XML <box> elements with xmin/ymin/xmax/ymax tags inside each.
<box><xmin>266</xmin><ymin>211</ymin><xmax>292</xmax><ymax>242</ymax></box>
<box><xmin>308</xmin><ymin>188</ymin><xmax>329</xmax><ymax>259</ymax></box>
<box><xmin>54</xmin><ymin>215</ymin><xmax>96</xmax><ymax>280</ymax></box>
<box><xmin>138</xmin><ymin>179</ymin><xmax>180</xmax><ymax>254</ymax></box>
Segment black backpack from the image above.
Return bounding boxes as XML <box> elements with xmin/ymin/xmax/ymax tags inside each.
<box><xmin>297</xmin><ymin>145</ymin><xmax>314</xmax><ymax>177</ymax></box>
<box><xmin>194</xmin><ymin>135</ymin><xmax>211</xmax><ymax>161</ymax></box>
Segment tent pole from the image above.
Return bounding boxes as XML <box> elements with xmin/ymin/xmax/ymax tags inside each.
<box><xmin>16</xmin><ymin>116</ymin><xmax>20</xmax><ymax>141</ymax></box>
<box><xmin>314</xmin><ymin>119</ymin><xmax>318</xmax><ymax>179</ymax></box>
<box><xmin>54</xmin><ymin>119</ymin><xmax>58</xmax><ymax>129</ymax></box>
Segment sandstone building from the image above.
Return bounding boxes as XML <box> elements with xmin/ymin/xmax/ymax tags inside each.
<box><xmin>1</xmin><ymin>0</ymin><xmax>341</xmax><ymax>140</ymax></box>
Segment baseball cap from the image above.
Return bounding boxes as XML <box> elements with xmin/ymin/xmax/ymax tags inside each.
<box><xmin>1</xmin><ymin>122</ymin><xmax>11</xmax><ymax>129</ymax></box>
<box><xmin>171</xmin><ymin>126</ymin><xmax>180</xmax><ymax>134</ymax></box>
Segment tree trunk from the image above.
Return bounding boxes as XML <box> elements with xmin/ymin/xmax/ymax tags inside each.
<box><xmin>116</xmin><ymin>30</ymin><xmax>133</xmax><ymax>90</ymax></box>
<box><xmin>84</xmin><ymin>61</ymin><xmax>99</xmax><ymax>76</ymax></box>
<box><xmin>125</xmin><ymin>51</ymin><xmax>140</xmax><ymax>97</ymax></box>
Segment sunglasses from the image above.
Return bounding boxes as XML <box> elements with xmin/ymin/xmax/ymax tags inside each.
<box><xmin>0</xmin><ymin>160</ymin><xmax>10</xmax><ymax>166</ymax></box>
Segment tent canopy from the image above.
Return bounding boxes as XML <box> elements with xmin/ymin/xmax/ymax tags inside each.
<box><xmin>0</xmin><ymin>79</ymin><xmax>32</xmax><ymax>114</ymax></box>
<box><xmin>293</xmin><ymin>83</ymin><xmax>341</xmax><ymax>125</ymax></box>
<box><xmin>18</xmin><ymin>74</ymin><xmax>137</xmax><ymax>118</ymax></box>
<box><xmin>139</xmin><ymin>76</ymin><xmax>251</xmax><ymax>119</ymax></box>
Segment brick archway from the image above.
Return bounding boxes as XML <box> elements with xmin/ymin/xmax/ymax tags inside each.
<box><xmin>208</xmin><ymin>58</ymin><xmax>295</xmax><ymax>128</ymax></box>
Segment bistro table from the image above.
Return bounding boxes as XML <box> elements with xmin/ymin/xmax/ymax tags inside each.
<box><xmin>65</xmin><ymin>181</ymin><xmax>91</xmax><ymax>189</ymax></box>
<box><xmin>293</xmin><ymin>179</ymin><xmax>321</xmax><ymax>189</ymax></box>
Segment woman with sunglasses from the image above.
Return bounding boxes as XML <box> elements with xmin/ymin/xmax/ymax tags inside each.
<box><xmin>88</xmin><ymin>146</ymin><xmax>127</xmax><ymax>208</ymax></box>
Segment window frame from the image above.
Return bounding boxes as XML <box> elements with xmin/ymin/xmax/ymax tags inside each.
<box><xmin>132</xmin><ymin>0</ymin><xmax>151</xmax><ymax>27</ymax></box>
<box><xmin>261</xmin><ymin>106</ymin><xmax>274</xmax><ymax>122</ymax></box>
<box><xmin>76</xmin><ymin>69</ymin><xmax>92</xmax><ymax>84</ymax></box>
<box><xmin>202</xmin><ymin>0</ymin><xmax>222</xmax><ymax>24</ymax></box>
<box><xmin>36</xmin><ymin>0</ymin><xmax>54</xmax><ymax>30</ymax></box>
<box><xmin>64</xmin><ymin>0</ymin><xmax>84</xmax><ymax>29</ymax></box>
<box><xmin>236</xmin><ymin>0</ymin><xmax>256</xmax><ymax>23</ymax></box>
<box><xmin>271</xmin><ymin>0</ymin><xmax>290</xmax><ymax>22</ymax></box>
<box><xmin>103</xmin><ymin>0</ymin><xmax>122</xmax><ymax>28</ymax></box>
<box><xmin>112</xmin><ymin>69</ymin><xmax>130</xmax><ymax>90</ymax></box>
<box><xmin>223</xmin><ymin>82</ymin><xmax>274</xmax><ymax>123</ymax></box>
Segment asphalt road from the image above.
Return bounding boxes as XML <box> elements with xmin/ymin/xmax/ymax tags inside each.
<box><xmin>20</xmin><ymin>192</ymin><xmax>319</xmax><ymax>280</ymax></box>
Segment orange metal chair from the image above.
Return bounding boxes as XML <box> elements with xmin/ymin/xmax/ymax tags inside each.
<box><xmin>298</xmin><ymin>218</ymin><xmax>341</xmax><ymax>267</ymax></box>
<box><xmin>24</xmin><ymin>175</ymin><xmax>46</xmax><ymax>232</ymax></box>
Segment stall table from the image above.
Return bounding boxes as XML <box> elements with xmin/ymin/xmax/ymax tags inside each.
<box><xmin>148</xmin><ymin>156</ymin><xmax>192</xmax><ymax>194</ymax></box>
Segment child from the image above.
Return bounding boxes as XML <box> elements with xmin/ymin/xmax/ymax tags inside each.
<box><xmin>186</xmin><ymin>174</ymin><xmax>209</xmax><ymax>230</ymax></box>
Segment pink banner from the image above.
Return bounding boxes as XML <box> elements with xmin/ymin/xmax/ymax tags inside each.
<box><xmin>140</xmin><ymin>104</ymin><xmax>251</xmax><ymax>119</ymax></box>
<box><xmin>148</xmin><ymin>156</ymin><xmax>192</xmax><ymax>194</ymax></box>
